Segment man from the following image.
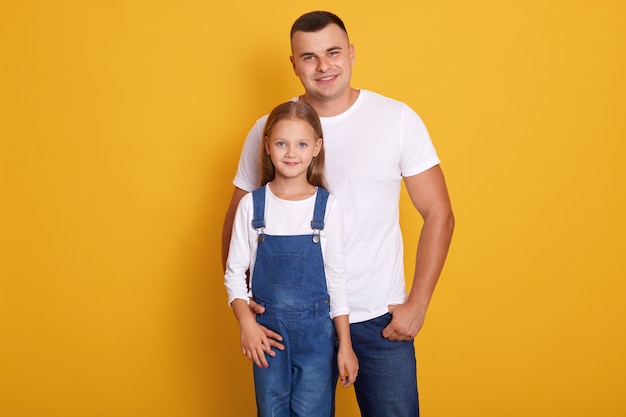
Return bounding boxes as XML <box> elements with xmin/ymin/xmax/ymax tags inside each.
<box><xmin>222</xmin><ymin>11</ymin><xmax>454</xmax><ymax>417</ymax></box>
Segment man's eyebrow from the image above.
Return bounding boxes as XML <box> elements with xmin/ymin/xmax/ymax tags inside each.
<box><xmin>299</xmin><ymin>46</ymin><xmax>342</xmax><ymax>58</ymax></box>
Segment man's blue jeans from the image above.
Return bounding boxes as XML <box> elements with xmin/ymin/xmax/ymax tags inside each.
<box><xmin>350</xmin><ymin>313</ymin><xmax>419</xmax><ymax>417</ymax></box>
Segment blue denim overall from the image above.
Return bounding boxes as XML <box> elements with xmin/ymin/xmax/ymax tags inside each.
<box><xmin>251</xmin><ymin>186</ymin><xmax>335</xmax><ymax>417</ymax></box>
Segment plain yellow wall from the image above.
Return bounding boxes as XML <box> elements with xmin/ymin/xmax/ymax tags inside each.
<box><xmin>1</xmin><ymin>1</ymin><xmax>625</xmax><ymax>416</ymax></box>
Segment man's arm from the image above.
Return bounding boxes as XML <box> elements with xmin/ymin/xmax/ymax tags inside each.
<box><xmin>382</xmin><ymin>164</ymin><xmax>455</xmax><ymax>341</ymax></box>
<box><xmin>222</xmin><ymin>186</ymin><xmax>285</xmax><ymax>349</ymax></box>
<box><xmin>222</xmin><ymin>187</ymin><xmax>248</xmax><ymax>270</ymax></box>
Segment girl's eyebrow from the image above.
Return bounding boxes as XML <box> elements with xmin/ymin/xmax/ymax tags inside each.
<box><xmin>272</xmin><ymin>138</ymin><xmax>316</xmax><ymax>141</ymax></box>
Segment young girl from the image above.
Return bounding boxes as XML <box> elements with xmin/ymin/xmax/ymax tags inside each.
<box><xmin>224</xmin><ymin>101</ymin><xmax>358</xmax><ymax>417</ymax></box>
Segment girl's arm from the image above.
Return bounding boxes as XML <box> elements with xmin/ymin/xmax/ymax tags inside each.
<box><xmin>231</xmin><ymin>298</ymin><xmax>274</xmax><ymax>369</ymax></box>
<box><xmin>225</xmin><ymin>195</ymin><xmax>277</xmax><ymax>368</ymax></box>
<box><xmin>322</xmin><ymin>196</ymin><xmax>357</xmax><ymax>385</ymax></box>
<box><xmin>334</xmin><ymin>314</ymin><xmax>358</xmax><ymax>387</ymax></box>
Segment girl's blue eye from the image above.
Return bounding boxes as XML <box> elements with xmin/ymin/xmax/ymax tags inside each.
<box><xmin>299</xmin><ymin>142</ymin><xmax>307</xmax><ymax>148</ymax></box>
<box><xmin>276</xmin><ymin>141</ymin><xmax>285</xmax><ymax>147</ymax></box>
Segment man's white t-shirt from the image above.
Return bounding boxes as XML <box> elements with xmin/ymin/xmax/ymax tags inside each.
<box><xmin>233</xmin><ymin>90</ymin><xmax>440</xmax><ymax>323</ymax></box>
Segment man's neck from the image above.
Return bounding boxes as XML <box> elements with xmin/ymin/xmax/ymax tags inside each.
<box><xmin>300</xmin><ymin>88</ymin><xmax>360</xmax><ymax>117</ymax></box>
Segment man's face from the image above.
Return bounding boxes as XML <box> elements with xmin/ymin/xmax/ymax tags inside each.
<box><xmin>290</xmin><ymin>24</ymin><xmax>355</xmax><ymax>103</ymax></box>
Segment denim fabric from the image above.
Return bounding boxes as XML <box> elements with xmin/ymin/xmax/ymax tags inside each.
<box><xmin>350</xmin><ymin>313</ymin><xmax>419</xmax><ymax>417</ymax></box>
<box><xmin>251</xmin><ymin>187</ymin><xmax>334</xmax><ymax>417</ymax></box>
<box><xmin>253</xmin><ymin>298</ymin><xmax>334</xmax><ymax>417</ymax></box>
<box><xmin>252</xmin><ymin>234</ymin><xmax>328</xmax><ymax>307</ymax></box>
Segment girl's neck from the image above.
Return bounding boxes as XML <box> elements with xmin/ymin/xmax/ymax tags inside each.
<box><xmin>268</xmin><ymin>179</ymin><xmax>316</xmax><ymax>201</ymax></box>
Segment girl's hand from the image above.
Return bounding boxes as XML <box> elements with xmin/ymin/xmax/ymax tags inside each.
<box><xmin>337</xmin><ymin>345</ymin><xmax>359</xmax><ymax>388</ymax></box>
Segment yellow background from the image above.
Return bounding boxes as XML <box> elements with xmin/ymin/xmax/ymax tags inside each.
<box><xmin>1</xmin><ymin>1</ymin><xmax>625</xmax><ymax>416</ymax></box>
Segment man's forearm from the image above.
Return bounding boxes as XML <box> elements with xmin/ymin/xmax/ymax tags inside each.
<box><xmin>407</xmin><ymin>208</ymin><xmax>455</xmax><ymax>312</ymax></box>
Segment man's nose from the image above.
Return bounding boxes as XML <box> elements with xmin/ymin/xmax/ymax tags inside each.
<box><xmin>317</xmin><ymin>56</ymin><xmax>330</xmax><ymax>72</ymax></box>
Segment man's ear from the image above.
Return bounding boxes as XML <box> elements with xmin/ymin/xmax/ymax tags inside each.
<box><xmin>290</xmin><ymin>55</ymin><xmax>298</xmax><ymax>76</ymax></box>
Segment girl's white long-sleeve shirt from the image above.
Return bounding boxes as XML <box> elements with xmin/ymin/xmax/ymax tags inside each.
<box><xmin>224</xmin><ymin>184</ymin><xmax>350</xmax><ymax>319</ymax></box>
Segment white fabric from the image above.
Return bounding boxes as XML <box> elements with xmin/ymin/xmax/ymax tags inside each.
<box><xmin>232</xmin><ymin>90</ymin><xmax>440</xmax><ymax>323</ymax></box>
<box><xmin>225</xmin><ymin>184</ymin><xmax>350</xmax><ymax>319</ymax></box>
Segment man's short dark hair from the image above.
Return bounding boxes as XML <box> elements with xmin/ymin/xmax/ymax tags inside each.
<box><xmin>290</xmin><ymin>11</ymin><xmax>348</xmax><ymax>39</ymax></box>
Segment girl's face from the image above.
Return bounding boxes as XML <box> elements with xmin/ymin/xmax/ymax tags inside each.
<box><xmin>265</xmin><ymin>118</ymin><xmax>322</xmax><ymax>183</ymax></box>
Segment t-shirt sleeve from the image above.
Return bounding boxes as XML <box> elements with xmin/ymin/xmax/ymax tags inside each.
<box><xmin>233</xmin><ymin>116</ymin><xmax>268</xmax><ymax>192</ymax></box>
<box><xmin>322</xmin><ymin>194</ymin><xmax>350</xmax><ymax>319</ymax></box>
<box><xmin>224</xmin><ymin>193</ymin><xmax>253</xmax><ymax>306</ymax></box>
<box><xmin>400</xmin><ymin>104</ymin><xmax>441</xmax><ymax>177</ymax></box>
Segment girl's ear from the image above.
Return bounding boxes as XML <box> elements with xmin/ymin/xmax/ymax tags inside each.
<box><xmin>264</xmin><ymin>136</ymin><xmax>271</xmax><ymax>154</ymax></box>
<box><xmin>314</xmin><ymin>137</ymin><xmax>323</xmax><ymax>157</ymax></box>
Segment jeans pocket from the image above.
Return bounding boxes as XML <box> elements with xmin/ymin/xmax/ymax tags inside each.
<box><xmin>321</xmin><ymin>314</ymin><xmax>334</xmax><ymax>335</ymax></box>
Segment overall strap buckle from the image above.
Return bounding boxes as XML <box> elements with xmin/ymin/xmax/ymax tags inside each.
<box><xmin>310</xmin><ymin>187</ymin><xmax>329</xmax><ymax>244</ymax></box>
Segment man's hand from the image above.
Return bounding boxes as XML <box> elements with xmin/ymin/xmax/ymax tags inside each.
<box><xmin>248</xmin><ymin>299</ymin><xmax>285</xmax><ymax>351</ymax></box>
<box><xmin>382</xmin><ymin>303</ymin><xmax>425</xmax><ymax>341</ymax></box>
<box><xmin>239</xmin><ymin>319</ymin><xmax>274</xmax><ymax>368</ymax></box>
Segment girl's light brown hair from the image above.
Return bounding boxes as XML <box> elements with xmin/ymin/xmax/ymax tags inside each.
<box><xmin>260</xmin><ymin>101</ymin><xmax>328</xmax><ymax>190</ymax></box>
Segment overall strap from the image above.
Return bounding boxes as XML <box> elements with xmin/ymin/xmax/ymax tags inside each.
<box><xmin>251</xmin><ymin>186</ymin><xmax>266</xmax><ymax>230</ymax></box>
<box><xmin>311</xmin><ymin>187</ymin><xmax>329</xmax><ymax>231</ymax></box>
